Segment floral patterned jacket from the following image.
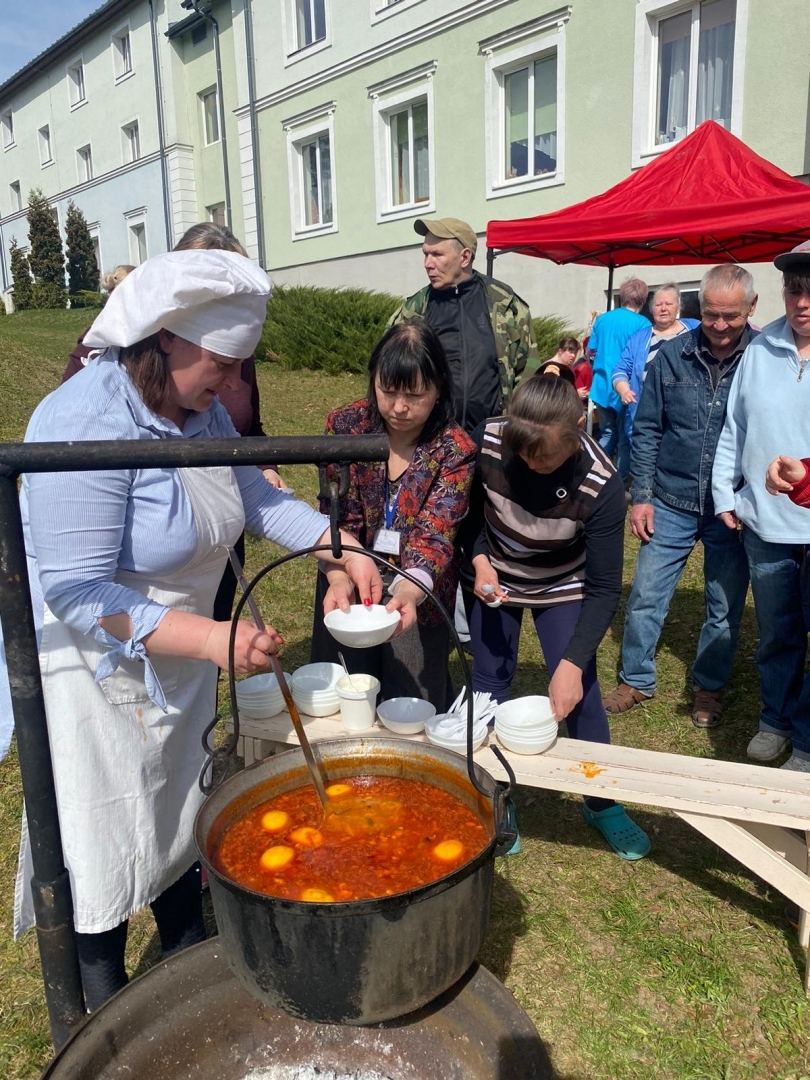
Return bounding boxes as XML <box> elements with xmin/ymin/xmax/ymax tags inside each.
<box><xmin>320</xmin><ymin>400</ymin><xmax>476</xmax><ymax>626</ymax></box>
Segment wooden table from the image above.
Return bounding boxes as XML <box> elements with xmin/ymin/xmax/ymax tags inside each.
<box><xmin>228</xmin><ymin>709</ymin><xmax>810</xmax><ymax>993</ymax></box>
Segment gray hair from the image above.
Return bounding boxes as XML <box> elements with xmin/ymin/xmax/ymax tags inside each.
<box><xmin>699</xmin><ymin>265</ymin><xmax>756</xmax><ymax>307</ymax></box>
<box><xmin>653</xmin><ymin>282</ymin><xmax>681</xmax><ymax>306</ymax></box>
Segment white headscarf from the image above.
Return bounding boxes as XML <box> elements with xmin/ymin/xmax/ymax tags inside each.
<box><xmin>84</xmin><ymin>250</ymin><xmax>273</xmax><ymax>359</ymax></box>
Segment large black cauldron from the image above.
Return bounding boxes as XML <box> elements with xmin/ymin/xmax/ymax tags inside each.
<box><xmin>194</xmin><ymin>737</ymin><xmax>501</xmax><ymax>1024</ymax></box>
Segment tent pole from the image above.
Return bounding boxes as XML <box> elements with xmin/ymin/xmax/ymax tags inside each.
<box><xmin>606</xmin><ymin>259</ymin><xmax>615</xmax><ymax>310</ymax></box>
<box><xmin>486</xmin><ymin>248</ymin><xmax>495</xmax><ymax>276</ymax></box>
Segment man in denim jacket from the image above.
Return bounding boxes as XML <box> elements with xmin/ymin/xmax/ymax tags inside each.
<box><xmin>602</xmin><ymin>265</ymin><xmax>756</xmax><ymax>729</ymax></box>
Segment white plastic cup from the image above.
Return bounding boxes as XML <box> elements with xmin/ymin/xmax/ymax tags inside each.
<box><xmin>336</xmin><ymin>674</ymin><xmax>380</xmax><ymax>732</ymax></box>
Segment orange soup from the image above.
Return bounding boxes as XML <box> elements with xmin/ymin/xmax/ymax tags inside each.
<box><xmin>213</xmin><ymin>775</ymin><xmax>490</xmax><ymax>902</ymax></box>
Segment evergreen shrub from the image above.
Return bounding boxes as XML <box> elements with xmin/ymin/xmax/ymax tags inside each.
<box><xmin>69</xmin><ymin>290</ymin><xmax>105</xmax><ymax>309</ymax></box>
<box><xmin>26</xmin><ymin>189</ymin><xmax>67</xmax><ymax>310</ymax></box>
<box><xmin>532</xmin><ymin>314</ymin><xmax>585</xmax><ymax>361</ymax></box>
<box><xmin>65</xmin><ymin>201</ymin><xmax>99</xmax><ymax>296</ymax></box>
<box><xmin>9</xmin><ymin>238</ymin><xmax>33</xmax><ymax>311</ymax></box>
<box><xmin>257</xmin><ymin>286</ymin><xmax>401</xmax><ymax>374</ymax></box>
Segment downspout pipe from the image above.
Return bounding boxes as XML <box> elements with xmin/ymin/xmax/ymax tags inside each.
<box><xmin>243</xmin><ymin>0</ymin><xmax>266</xmax><ymax>267</ymax></box>
<box><xmin>149</xmin><ymin>0</ymin><xmax>173</xmax><ymax>251</ymax></box>
<box><xmin>186</xmin><ymin>0</ymin><xmax>232</xmax><ymax>229</ymax></box>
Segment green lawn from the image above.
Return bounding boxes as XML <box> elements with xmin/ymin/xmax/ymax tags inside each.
<box><xmin>0</xmin><ymin>310</ymin><xmax>808</xmax><ymax>1079</ymax></box>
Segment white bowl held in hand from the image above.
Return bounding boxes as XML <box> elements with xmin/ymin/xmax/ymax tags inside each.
<box><xmin>377</xmin><ymin>697</ymin><xmax>436</xmax><ymax>735</ymax></box>
<box><xmin>323</xmin><ymin>605</ymin><xmax>401</xmax><ymax>648</ymax></box>
<box><xmin>494</xmin><ymin>696</ymin><xmax>556</xmax><ymax>731</ymax></box>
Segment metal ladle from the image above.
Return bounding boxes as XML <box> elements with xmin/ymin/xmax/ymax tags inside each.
<box><xmin>227</xmin><ymin>548</ymin><xmax>329</xmax><ymax>811</ymax></box>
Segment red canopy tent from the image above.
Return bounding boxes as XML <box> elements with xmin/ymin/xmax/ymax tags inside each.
<box><xmin>485</xmin><ymin>121</ymin><xmax>810</xmax><ymax>304</ymax></box>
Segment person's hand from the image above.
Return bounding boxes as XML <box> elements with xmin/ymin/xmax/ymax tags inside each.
<box><xmin>548</xmin><ymin>659</ymin><xmax>584</xmax><ymax>722</ymax></box>
<box><xmin>717</xmin><ymin>510</ymin><xmax>739</xmax><ymax>530</ymax></box>
<box><xmin>577</xmin><ymin>387</ymin><xmax>589</xmax><ymax>400</ymax></box>
<box><xmin>386</xmin><ymin>580</ymin><xmax>420</xmax><ymax>634</ymax></box>
<box><xmin>262</xmin><ymin>467</ymin><xmax>288</xmax><ymax>489</ymax></box>
<box><xmin>204</xmin><ymin>619</ymin><xmax>283</xmax><ymax>672</ymax></box>
<box><xmin>619</xmin><ymin>387</ymin><xmax>637</xmax><ymax>406</ymax></box>
<box><xmin>342</xmin><ymin>549</ymin><xmax>383</xmax><ymax>607</ymax></box>
<box><xmin>472</xmin><ymin>555</ymin><xmax>508</xmax><ymax>603</ymax></box>
<box><xmin>629</xmin><ymin>503</ymin><xmax>655</xmax><ymax>543</ymax></box>
<box><xmin>766</xmin><ymin>455</ymin><xmax>806</xmax><ymax>495</ymax></box>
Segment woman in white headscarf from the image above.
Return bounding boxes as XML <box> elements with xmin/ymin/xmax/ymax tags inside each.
<box><xmin>9</xmin><ymin>250</ymin><xmax>395</xmax><ymax>1011</ymax></box>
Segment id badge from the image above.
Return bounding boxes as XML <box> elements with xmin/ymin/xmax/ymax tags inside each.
<box><xmin>373</xmin><ymin>528</ymin><xmax>401</xmax><ymax>555</ymax></box>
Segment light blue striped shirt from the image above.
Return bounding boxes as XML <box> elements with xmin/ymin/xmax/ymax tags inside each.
<box><xmin>0</xmin><ymin>354</ymin><xmax>329</xmax><ymax>755</ymax></box>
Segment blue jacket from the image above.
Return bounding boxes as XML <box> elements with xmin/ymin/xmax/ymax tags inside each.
<box><xmin>629</xmin><ymin>325</ymin><xmax>756</xmax><ymax>515</ymax></box>
<box><xmin>613</xmin><ymin>320</ymin><xmax>700</xmax><ymax>439</ymax></box>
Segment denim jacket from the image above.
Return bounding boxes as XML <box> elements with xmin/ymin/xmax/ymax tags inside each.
<box><xmin>629</xmin><ymin>326</ymin><xmax>755</xmax><ymax>515</ymax></box>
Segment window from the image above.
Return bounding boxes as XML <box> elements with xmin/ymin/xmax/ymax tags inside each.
<box><xmin>200</xmin><ymin>88</ymin><xmax>219</xmax><ymax>145</ymax></box>
<box><xmin>129</xmin><ymin>222</ymin><xmax>147</xmax><ymax>265</ymax></box>
<box><xmin>39</xmin><ymin>125</ymin><xmax>53</xmax><ymax>166</ymax></box>
<box><xmin>77</xmin><ymin>144</ymin><xmax>93</xmax><ymax>182</ymax></box>
<box><xmin>633</xmin><ymin>0</ymin><xmax>746</xmax><ymax>164</ymax></box>
<box><xmin>1</xmin><ymin>108</ymin><xmax>15</xmax><ymax>149</ymax></box>
<box><xmin>295</xmin><ymin>0</ymin><xmax>326</xmax><ymax>50</ymax></box>
<box><xmin>370</xmin><ymin>65</ymin><xmax>436</xmax><ymax>222</ymax></box>
<box><xmin>370</xmin><ymin>0</ymin><xmax>426</xmax><ymax>24</ymax></box>
<box><xmin>112</xmin><ymin>27</ymin><xmax>133</xmax><ymax>80</ymax></box>
<box><xmin>68</xmin><ymin>59</ymin><xmax>86</xmax><ymax>108</ymax></box>
<box><xmin>284</xmin><ymin>104</ymin><xmax>338</xmax><ymax>238</ymax></box>
<box><xmin>91</xmin><ymin>235</ymin><xmax>101</xmax><ymax>274</ymax></box>
<box><xmin>481</xmin><ymin>16</ymin><xmax>568</xmax><ymax>199</ymax></box>
<box><xmin>207</xmin><ymin>203</ymin><xmax>226</xmax><ymax>226</ymax></box>
<box><xmin>9</xmin><ymin>181</ymin><xmax>21</xmax><ymax>213</ymax></box>
<box><xmin>121</xmin><ymin>120</ymin><xmax>140</xmax><ymax>164</ymax></box>
<box><xmin>191</xmin><ymin>23</ymin><xmax>207</xmax><ymax>46</ymax></box>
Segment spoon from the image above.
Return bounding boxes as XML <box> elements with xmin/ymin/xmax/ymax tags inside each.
<box><xmin>337</xmin><ymin>650</ymin><xmax>359</xmax><ymax>692</ymax></box>
<box><xmin>227</xmin><ymin>549</ymin><xmax>329</xmax><ymax>812</ymax></box>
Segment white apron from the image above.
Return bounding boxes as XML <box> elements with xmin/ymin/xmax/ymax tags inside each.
<box><xmin>15</xmin><ymin>466</ymin><xmax>245</xmax><ymax>936</ymax></box>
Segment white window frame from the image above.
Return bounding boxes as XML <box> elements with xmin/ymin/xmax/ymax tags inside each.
<box><xmin>125</xmin><ymin>208</ymin><xmax>148</xmax><ymax>266</ymax></box>
<box><xmin>632</xmin><ymin>0</ymin><xmax>748</xmax><ymax>167</ymax></box>
<box><xmin>67</xmin><ymin>56</ymin><xmax>87</xmax><ymax>110</ymax></box>
<box><xmin>111</xmin><ymin>23</ymin><xmax>134</xmax><ymax>83</ymax></box>
<box><xmin>9</xmin><ymin>180</ymin><xmax>22</xmax><ymax>213</ymax></box>
<box><xmin>38</xmin><ymin>125</ymin><xmax>54</xmax><ymax>167</ymax></box>
<box><xmin>370</xmin><ymin>0</ymin><xmax>427</xmax><ymax>25</ymax></box>
<box><xmin>1</xmin><ymin>109</ymin><xmax>15</xmax><ymax>150</ymax></box>
<box><xmin>207</xmin><ymin>203</ymin><xmax>226</xmax><ymax>226</ymax></box>
<box><xmin>199</xmin><ymin>86</ymin><xmax>220</xmax><ymax>146</ymax></box>
<box><xmin>370</xmin><ymin>64</ymin><xmax>436</xmax><ymax>225</ymax></box>
<box><xmin>87</xmin><ymin>221</ymin><xmax>102</xmax><ymax>280</ymax></box>
<box><xmin>76</xmin><ymin>143</ymin><xmax>93</xmax><ymax>183</ymax></box>
<box><xmin>481</xmin><ymin>16</ymin><xmax>568</xmax><ymax>201</ymax></box>
<box><xmin>121</xmin><ymin>118</ymin><xmax>141</xmax><ymax>164</ymax></box>
<box><xmin>284</xmin><ymin>104</ymin><xmax>338</xmax><ymax>240</ymax></box>
<box><xmin>281</xmin><ymin>0</ymin><xmax>331</xmax><ymax>67</ymax></box>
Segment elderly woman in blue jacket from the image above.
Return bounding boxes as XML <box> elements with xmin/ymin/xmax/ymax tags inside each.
<box><xmin>612</xmin><ymin>283</ymin><xmax>699</xmax><ymax>443</ymax></box>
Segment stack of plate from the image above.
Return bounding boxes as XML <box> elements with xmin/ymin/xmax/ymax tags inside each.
<box><xmin>234</xmin><ymin>671</ymin><xmax>290</xmax><ymax>719</ymax></box>
<box><xmin>290</xmin><ymin>662</ymin><xmax>343</xmax><ymax>717</ymax></box>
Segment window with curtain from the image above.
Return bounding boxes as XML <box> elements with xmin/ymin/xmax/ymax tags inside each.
<box><xmin>300</xmin><ymin>132</ymin><xmax>333</xmax><ymax>227</ymax></box>
<box><xmin>295</xmin><ymin>0</ymin><xmax>326</xmax><ymax>49</ymax></box>
<box><xmin>201</xmin><ymin>88</ymin><xmax>219</xmax><ymax>145</ymax></box>
<box><xmin>388</xmin><ymin>98</ymin><xmax>429</xmax><ymax>207</ymax></box>
<box><xmin>655</xmin><ymin>0</ymin><xmax>735</xmax><ymax>146</ymax></box>
<box><xmin>503</xmin><ymin>52</ymin><xmax>557</xmax><ymax>181</ymax></box>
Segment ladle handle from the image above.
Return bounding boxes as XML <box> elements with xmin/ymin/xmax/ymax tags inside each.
<box><xmin>226</xmin><ymin>549</ymin><xmax>330</xmax><ymax>810</ymax></box>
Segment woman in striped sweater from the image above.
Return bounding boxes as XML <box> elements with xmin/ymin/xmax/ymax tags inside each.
<box><xmin>458</xmin><ymin>375</ymin><xmax>650</xmax><ymax>860</ymax></box>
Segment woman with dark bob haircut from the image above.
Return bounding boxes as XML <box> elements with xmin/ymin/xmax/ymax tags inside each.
<box><xmin>458</xmin><ymin>374</ymin><xmax>651</xmax><ymax>861</ymax></box>
<box><xmin>311</xmin><ymin>320</ymin><xmax>476</xmax><ymax>706</ymax></box>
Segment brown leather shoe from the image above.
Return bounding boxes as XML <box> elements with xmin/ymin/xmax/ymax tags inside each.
<box><xmin>692</xmin><ymin>688</ymin><xmax>724</xmax><ymax>728</ymax></box>
<box><xmin>602</xmin><ymin>683</ymin><xmax>651</xmax><ymax>715</ymax></box>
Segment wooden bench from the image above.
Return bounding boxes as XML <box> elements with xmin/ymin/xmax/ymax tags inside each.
<box><xmin>227</xmin><ymin>710</ymin><xmax>810</xmax><ymax>993</ymax></box>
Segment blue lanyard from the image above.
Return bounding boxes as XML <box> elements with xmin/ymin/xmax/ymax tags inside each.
<box><xmin>383</xmin><ymin>473</ymin><xmax>403</xmax><ymax>530</ymax></box>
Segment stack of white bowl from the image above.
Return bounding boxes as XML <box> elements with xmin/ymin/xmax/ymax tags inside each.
<box><xmin>493</xmin><ymin>696</ymin><xmax>558</xmax><ymax>755</ymax></box>
<box><xmin>234</xmin><ymin>671</ymin><xmax>289</xmax><ymax>719</ymax></box>
<box><xmin>289</xmin><ymin>662</ymin><xmax>343</xmax><ymax>717</ymax></box>
<box><xmin>424</xmin><ymin>712</ymin><xmax>488</xmax><ymax>755</ymax></box>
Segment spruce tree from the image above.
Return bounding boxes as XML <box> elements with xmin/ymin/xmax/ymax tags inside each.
<box><xmin>9</xmin><ymin>237</ymin><xmax>33</xmax><ymax>311</ymax></box>
<box><xmin>65</xmin><ymin>200</ymin><xmax>99</xmax><ymax>297</ymax></box>
<box><xmin>26</xmin><ymin>188</ymin><xmax>66</xmax><ymax>309</ymax></box>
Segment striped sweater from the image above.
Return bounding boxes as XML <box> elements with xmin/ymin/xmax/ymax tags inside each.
<box><xmin>458</xmin><ymin>420</ymin><xmax>626</xmax><ymax>669</ymax></box>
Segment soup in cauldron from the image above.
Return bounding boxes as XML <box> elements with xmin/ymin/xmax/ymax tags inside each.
<box><xmin>213</xmin><ymin>775</ymin><xmax>489</xmax><ymax>902</ymax></box>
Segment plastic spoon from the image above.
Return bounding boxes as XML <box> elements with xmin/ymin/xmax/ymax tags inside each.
<box><xmin>337</xmin><ymin>650</ymin><xmax>360</xmax><ymax>692</ymax></box>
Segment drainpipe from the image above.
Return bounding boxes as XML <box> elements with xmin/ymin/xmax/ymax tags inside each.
<box><xmin>243</xmin><ymin>0</ymin><xmax>266</xmax><ymax>267</ymax></box>
<box><xmin>184</xmin><ymin>0</ymin><xmax>232</xmax><ymax>229</ymax></box>
<box><xmin>149</xmin><ymin>0</ymin><xmax>173</xmax><ymax>250</ymax></box>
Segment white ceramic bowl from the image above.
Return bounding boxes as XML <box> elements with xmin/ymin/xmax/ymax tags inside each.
<box><xmin>322</xmin><ymin>605</ymin><xmax>401</xmax><ymax>648</ymax></box>
<box><xmin>236</xmin><ymin>700</ymin><xmax>286</xmax><ymax>720</ymax></box>
<box><xmin>290</xmin><ymin>663</ymin><xmax>343</xmax><ymax>695</ymax></box>
<box><xmin>377</xmin><ymin>697</ymin><xmax>436</xmax><ymax>735</ymax></box>
<box><xmin>291</xmin><ymin>691</ymin><xmax>340</xmax><ymax>717</ymax></box>
<box><xmin>494</xmin><ymin>696</ymin><xmax>555</xmax><ymax>731</ymax></box>
<box><xmin>235</xmin><ymin>671</ymin><xmax>290</xmax><ymax>698</ymax></box>
<box><xmin>495</xmin><ymin>728</ymin><xmax>557</xmax><ymax>755</ymax></box>
<box><xmin>424</xmin><ymin>726</ymin><xmax>488</xmax><ymax>756</ymax></box>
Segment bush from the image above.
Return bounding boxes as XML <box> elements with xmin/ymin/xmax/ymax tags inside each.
<box><xmin>69</xmin><ymin>289</ymin><xmax>105</xmax><ymax>309</ymax></box>
<box><xmin>532</xmin><ymin>314</ymin><xmax>585</xmax><ymax>361</ymax></box>
<box><xmin>257</xmin><ymin>286</ymin><xmax>401</xmax><ymax>374</ymax></box>
<box><xmin>26</xmin><ymin>189</ymin><xmax>66</xmax><ymax>310</ymax></box>
<box><xmin>65</xmin><ymin>201</ymin><xmax>98</xmax><ymax>296</ymax></box>
<box><xmin>9</xmin><ymin>238</ymin><xmax>33</xmax><ymax>311</ymax></box>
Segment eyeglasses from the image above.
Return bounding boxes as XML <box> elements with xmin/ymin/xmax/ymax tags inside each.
<box><xmin>702</xmin><ymin>311</ymin><xmax>748</xmax><ymax>325</ymax></box>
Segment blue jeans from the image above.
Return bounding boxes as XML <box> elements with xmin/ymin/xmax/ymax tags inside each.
<box><xmin>597</xmin><ymin>405</ymin><xmax>631</xmax><ymax>482</ymax></box>
<box><xmin>620</xmin><ymin>499</ymin><xmax>749</xmax><ymax>695</ymax></box>
<box><xmin>744</xmin><ymin>530</ymin><xmax>810</xmax><ymax>755</ymax></box>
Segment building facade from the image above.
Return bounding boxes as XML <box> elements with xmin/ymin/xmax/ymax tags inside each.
<box><xmin>1</xmin><ymin>0</ymin><xmax>808</xmax><ymax>326</ymax></box>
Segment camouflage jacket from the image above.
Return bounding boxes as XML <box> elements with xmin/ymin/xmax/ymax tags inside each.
<box><xmin>388</xmin><ymin>271</ymin><xmax>540</xmax><ymax>409</ymax></box>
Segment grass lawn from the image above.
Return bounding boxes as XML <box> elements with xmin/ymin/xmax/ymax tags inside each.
<box><xmin>0</xmin><ymin>310</ymin><xmax>808</xmax><ymax>1079</ymax></box>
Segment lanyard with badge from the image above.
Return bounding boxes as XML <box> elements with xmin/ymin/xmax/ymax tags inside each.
<box><xmin>373</xmin><ymin>470</ymin><xmax>403</xmax><ymax>559</ymax></box>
